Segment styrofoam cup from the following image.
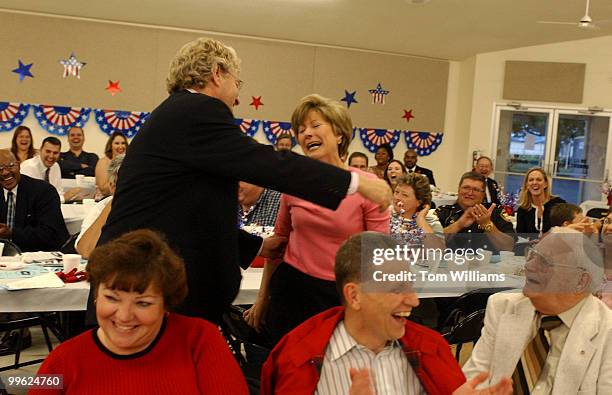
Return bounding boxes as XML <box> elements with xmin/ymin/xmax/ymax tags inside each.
<box><xmin>63</xmin><ymin>254</ymin><xmax>81</xmax><ymax>273</ymax></box>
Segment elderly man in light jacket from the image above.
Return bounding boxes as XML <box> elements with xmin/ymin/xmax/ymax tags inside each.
<box><xmin>463</xmin><ymin>228</ymin><xmax>612</xmax><ymax>394</ymax></box>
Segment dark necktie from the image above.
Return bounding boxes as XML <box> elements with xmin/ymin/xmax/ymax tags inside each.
<box><xmin>409</xmin><ymin>169</ymin><xmax>414</xmax><ymax>173</ymax></box>
<box><xmin>44</xmin><ymin>168</ymin><xmax>50</xmax><ymax>183</ymax></box>
<box><xmin>6</xmin><ymin>191</ymin><xmax>15</xmax><ymax>230</ymax></box>
<box><xmin>512</xmin><ymin>315</ymin><xmax>563</xmax><ymax>394</ymax></box>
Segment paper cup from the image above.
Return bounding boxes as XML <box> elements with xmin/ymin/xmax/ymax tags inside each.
<box><xmin>0</xmin><ymin>242</ymin><xmax>4</xmax><ymax>256</ymax></box>
<box><xmin>63</xmin><ymin>254</ymin><xmax>81</xmax><ymax>273</ymax></box>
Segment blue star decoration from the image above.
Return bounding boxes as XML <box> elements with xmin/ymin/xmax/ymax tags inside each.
<box><xmin>341</xmin><ymin>90</ymin><xmax>358</xmax><ymax>108</ymax></box>
<box><xmin>12</xmin><ymin>60</ymin><xmax>34</xmax><ymax>82</ymax></box>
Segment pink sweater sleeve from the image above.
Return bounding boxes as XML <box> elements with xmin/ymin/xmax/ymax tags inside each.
<box><xmin>274</xmin><ymin>194</ymin><xmax>292</xmax><ymax>238</ymax></box>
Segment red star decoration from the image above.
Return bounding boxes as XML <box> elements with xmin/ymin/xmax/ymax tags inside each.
<box><xmin>105</xmin><ymin>80</ymin><xmax>122</xmax><ymax>96</ymax></box>
<box><xmin>250</xmin><ymin>96</ymin><xmax>263</xmax><ymax>110</ymax></box>
<box><xmin>402</xmin><ymin>109</ymin><xmax>415</xmax><ymax>123</ymax></box>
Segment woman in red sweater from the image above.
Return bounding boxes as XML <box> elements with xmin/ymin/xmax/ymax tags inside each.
<box><xmin>29</xmin><ymin>229</ymin><xmax>247</xmax><ymax>395</ymax></box>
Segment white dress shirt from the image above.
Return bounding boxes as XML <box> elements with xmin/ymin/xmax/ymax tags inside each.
<box><xmin>20</xmin><ymin>156</ymin><xmax>64</xmax><ymax>202</ymax></box>
<box><xmin>315</xmin><ymin>321</ymin><xmax>424</xmax><ymax>395</ymax></box>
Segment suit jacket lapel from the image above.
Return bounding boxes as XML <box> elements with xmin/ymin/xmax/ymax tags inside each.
<box><xmin>0</xmin><ymin>191</ymin><xmax>5</xmax><ymax>223</ymax></box>
<box><xmin>14</xmin><ymin>180</ymin><xmax>27</xmax><ymax>228</ymax></box>
<box><xmin>491</xmin><ymin>297</ymin><xmax>537</xmax><ymax>384</ymax></box>
<box><xmin>553</xmin><ymin>297</ymin><xmax>599</xmax><ymax>394</ymax></box>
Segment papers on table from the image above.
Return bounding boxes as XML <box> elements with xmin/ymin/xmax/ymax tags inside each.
<box><xmin>4</xmin><ymin>272</ymin><xmax>64</xmax><ymax>291</ymax></box>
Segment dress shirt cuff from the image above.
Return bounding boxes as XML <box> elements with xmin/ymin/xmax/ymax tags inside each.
<box><xmin>347</xmin><ymin>171</ymin><xmax>359</xmax><ymax>195</ymax></box>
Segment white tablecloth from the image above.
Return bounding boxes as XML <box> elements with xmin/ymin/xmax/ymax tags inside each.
<box><xmin>0</xmin><ymin>264</ymin><xmax>524</xmax><ymax>312</ymax></box>
<box><xmin>61</xmin><ymin>204</ymin><xmax>96</xmax><ymax>235</ymax></box>
<box><xmin>432</xmin><ymin>193</ymin><xmax>457</xmax><ymax>207</ymax></box>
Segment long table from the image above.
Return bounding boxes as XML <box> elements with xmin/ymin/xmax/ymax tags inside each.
<box><xmin>0</xmin><ymin>265</ymin><xmax>524</xmax><ymax>313</ymax></box>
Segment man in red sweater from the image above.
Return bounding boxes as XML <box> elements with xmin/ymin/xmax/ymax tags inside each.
<box><xmin>261</xmin><ymin>232</ymin><xmax>512</xmax><ymax>394</ymax></box>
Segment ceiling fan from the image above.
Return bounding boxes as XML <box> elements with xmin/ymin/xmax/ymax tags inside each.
<box><xmin>537</xmin><ymin>0</ymin><xmax>609</xmax><ymax>29</ymax></box>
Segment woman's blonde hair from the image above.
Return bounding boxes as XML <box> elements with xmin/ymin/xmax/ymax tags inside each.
<box><xmin>290</xmin><ymin>94</ymin><xmax>352</xmax><ymax>158</ymax></box>
<box><xmin>518</xmin><ymin>167</ymin><xmax>551</xmax><ymax>209</ymax></box>
<box><xmin>166</xmin><ymin>38</ymin><xmax>241</xmax><ymax>94</ymax></box>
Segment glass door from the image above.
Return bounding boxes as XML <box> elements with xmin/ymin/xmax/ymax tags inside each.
<box><xmin>492</xmin><ymin>105</ymin><xmax>612</xmax><ymax>205</ymax></box>
<box><xmin>491</xmin><ymin>106</ymin><xmax>554</xmax><ymax>196</ymax></box>
<box><xmin>548</xmin><ymin>111</ymin><xmax>612</xmax><ymax>204</ymax></box>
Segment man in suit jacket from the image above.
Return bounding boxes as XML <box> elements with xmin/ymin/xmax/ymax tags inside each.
<box><xmin>476</xmin><ymin>156</ymin><xmax>500</xmax><ymax>204</ymax></box>
<box><xmin>93</xmin><ymin>38</ymin><xmax>391</xmax><ymax>325</ymax></box>
<box><xmin>463</xmin><ymin>228</ymin><xmax>612</xmax><ymax>394</ymax></box>
<box><xmin>403</xmin><ymin>149</ymin><xmax>436</xmax><ymax>186</ymax></box>
<box><xmin>0</xmin><ymin>150</ymin><xmax>69</xmax><ymax>252</ymax></box>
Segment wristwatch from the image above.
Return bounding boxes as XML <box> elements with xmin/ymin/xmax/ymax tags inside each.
<box><xmin>479</xmin><ymin>221</ymin><xmax>494</xmax><ymax>232</ymax></box>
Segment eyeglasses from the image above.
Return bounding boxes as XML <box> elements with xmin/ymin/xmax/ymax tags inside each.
<box><xmin>460</xmin><ymin>185</ymin><xmax>485</xmax><ymax>194</ymax></box>
<box><xmin>225</xmin><ymin>71</ymin><xmax>244</xmax><ymax>90</ymax></box>
<box><xmin>524</xmin><ymin>246</ymin><xmax>585</xmax><ymax>272</ymax></box>
<box><xmin>0</xmin><ymin>163</ymin><xmax>17</xmax><ymax>172</ymax></box>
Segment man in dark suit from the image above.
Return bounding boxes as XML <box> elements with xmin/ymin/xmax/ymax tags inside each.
<box><xmin>476</xmin><ymin>156</ymin><xmax>500</xmax><ymax>204</ymax></box>
<box><xmin>93</xmin><ymin>37</ymin><xmax>391</xmax><ymax>325</ymax></box>
<box><xmin>0</xmin><ymin>150</ymin><xmax>69</xmax><ymax>251</ymax></box>
<box><xmin>0</xmin><ymin>149</ymin><xmax>69</xmax><ymax>356</ymax></box>
<box><xmin>404</xmin><ymin>149</ymin><xmax>436</xmax><ymax>186</ymax></box>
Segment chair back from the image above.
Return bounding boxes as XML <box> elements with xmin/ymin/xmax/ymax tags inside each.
<box><xmin>438</xmin><ymin>287</ymin><xmax>513</xmax><ymax>330</ymax></box>
<box><xmin>443</xmin><ymin>309</ymin><xmax>486</xmax><ymax>345</ymax></box>
<box><xmin>586</xmin><ymin>207</ymin><xmax>608</xmax><ymax>220</ymax></box>
<box><xmin>0</xmin><ymin>239</ymin><xmax>22</xmax><ymax>256</ymax></box>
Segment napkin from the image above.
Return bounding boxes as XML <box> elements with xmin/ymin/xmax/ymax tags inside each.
<box><xmin>5</xmin><ymin>272</ymin><xmax>65</xmax><ymax>290</ymax></box>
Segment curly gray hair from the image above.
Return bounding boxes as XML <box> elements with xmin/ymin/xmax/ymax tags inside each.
<box><xmin>166</xmin><ymin>37</ymin><xmax>241</xmax><ymax>94</ymax></box>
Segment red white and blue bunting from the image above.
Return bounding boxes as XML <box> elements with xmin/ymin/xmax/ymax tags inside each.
<box><xmin>0</xmin><ymin>102</ymin><xmax>30</xmax><ymax>131</ymax></box>
<box><xmin>94</xmin><ymin>109</ymin><xmax>149</xmax><ymax>138</ymax></box>
<box><xmin>404</xmin><ymin>131</ymin><xmax>443</xmax><ymax>156</ymax></box>
<box><xmin>262</xmin><ymin>121</ymin><xmax>294</xmax><ymax>145</ymax></box>
<box><xmin>359</xmin><ymin>128</ymin><xmax>401</xmax><ymax>153</ymax></box>
<box><xmin>234</xmin><ymin>118</ymin><xmax>260</xmax><ymax>137</ymax></box>
<box><xmin>34</xmin><ymin>105</ymin><xmax>91</xmax><ymax>136</ymax></box>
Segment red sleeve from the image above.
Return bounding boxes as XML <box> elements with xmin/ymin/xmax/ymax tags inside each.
<box><xmin>27</xmin><ymin>349</ymin><xmax>64</xmax><ymax>395</ymax></box>
<box><xmin>194</xmin><ymin>322</ymin><xmax>248</xmax><ymax>394</ymax></box>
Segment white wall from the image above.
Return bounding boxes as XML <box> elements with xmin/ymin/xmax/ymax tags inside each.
<box><xmin>466</xmin><ymin>35</ymin><xmax>612</xmax><ymax>173</ymax></box>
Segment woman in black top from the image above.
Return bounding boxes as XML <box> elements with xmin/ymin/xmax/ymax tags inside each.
<box><xmin>516</xmin><ymin>167</ymin><xmax>565</xmax><ymax>238</ymax></box>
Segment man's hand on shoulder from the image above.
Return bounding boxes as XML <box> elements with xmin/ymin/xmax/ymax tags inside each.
<box><xmin>356</xmin><ymin>175</ymin><xmax>392</xmax><ymax>212</ymax></box>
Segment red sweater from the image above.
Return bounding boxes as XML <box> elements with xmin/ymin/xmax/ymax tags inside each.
<box><xmin>29</xmin><ymin>313</ymin><xmax>247</xmax><ymax>395</ymax></box>
<box><xmin>261</xmin><ymin>307</ymin><xmax>466</xmax><ymax>395</ymax></box>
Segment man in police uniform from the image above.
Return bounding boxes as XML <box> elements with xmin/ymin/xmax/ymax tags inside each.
<box><xmin>436</xmin><ymin>171</ymin><xmax>515</xmax><ymax>253</ymax></box>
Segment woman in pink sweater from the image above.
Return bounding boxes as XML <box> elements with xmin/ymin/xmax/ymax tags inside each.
<box><xmin>244</xmin><ymin>94</ymin><xmax>390</xmax><ymax>345</ymax></box>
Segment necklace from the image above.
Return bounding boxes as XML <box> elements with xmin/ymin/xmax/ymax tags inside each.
<box><xmin>390</xmin><ymin>210</ymin><xmax>424</xmax><ymax>245</ymax></box>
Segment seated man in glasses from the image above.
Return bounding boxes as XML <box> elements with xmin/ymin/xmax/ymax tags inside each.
<box><xmin>262</xmin><ymin>231</ymin><xmax>513</xmax><ymax>395</ymax></box>
<box><xmin>463</xmin><ymin>228</ymin><xmax>612</xmax><ymax>394</ymax></box>
<box><xmin>436</xmin><ymin>171</ymin><xmax>515</xmax><ymax>253</ymax></box>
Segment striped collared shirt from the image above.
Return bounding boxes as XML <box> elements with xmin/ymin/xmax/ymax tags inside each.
<box><xmin>315</xmin><ymin>321</ymin><xmax>424</xmax><ymax>395</ymax></box>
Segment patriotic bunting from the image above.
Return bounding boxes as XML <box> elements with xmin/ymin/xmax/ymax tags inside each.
<box><xmin>262</xmin><ymin>121</ymin><xmax>294</xmax><ymax>145</ymax></box>
<box><xmin>0</xmin><ymin>102</ymin><xmax>30</xmax><ymax>131</ymax></box>
<box><xmin>95</xmin><ymin>109</ymin><xmax>149</xmax><ymax>138</ymax></box>
<box><xmin>34</xmin><ymin>105</ymin><xmax>91</xmax><ymax>135</ymax></box>
<box><xmin>359</xmin><ymin>128</ymin><xmax>401</xmax><ymax>153</ymax></box>
<box><xmin>1</xmin><ymin>100</ymin><xmax>445</xmax><ymax>154</ymax></box>
<box><xmin>234</xmin><ymin>118</ymin><xmax>260</xmax><ymax>137</ymax></box>
<box><xmin>404</xmin><ymin>131</ymin><xmax>443</xmax><ymax>156</ymax></box>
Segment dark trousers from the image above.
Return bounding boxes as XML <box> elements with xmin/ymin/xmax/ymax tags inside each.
<box><xmin>266</xmin><ymin>262</ymin><xmax>340</xmax><ymax>346</ymax></box>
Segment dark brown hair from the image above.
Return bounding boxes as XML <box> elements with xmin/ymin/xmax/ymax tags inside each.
<box><xmin>549</xmin><ymin>203</ymin><xmax>582</xmax><ymax>227</ymax></box>
<box><xmin>11</xmin><ymin>126</ymin><xmax>35</xmax><ymax>161</ymax></box>
<box><xmin>104</xmin><ymin>132</ymin><xmax>129</xmax><ymax>159</ymax></box>
<box><xmin>87</xmin><ymin>229</ymin><xmax>188</xmax><ymax>310</ymax></box>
